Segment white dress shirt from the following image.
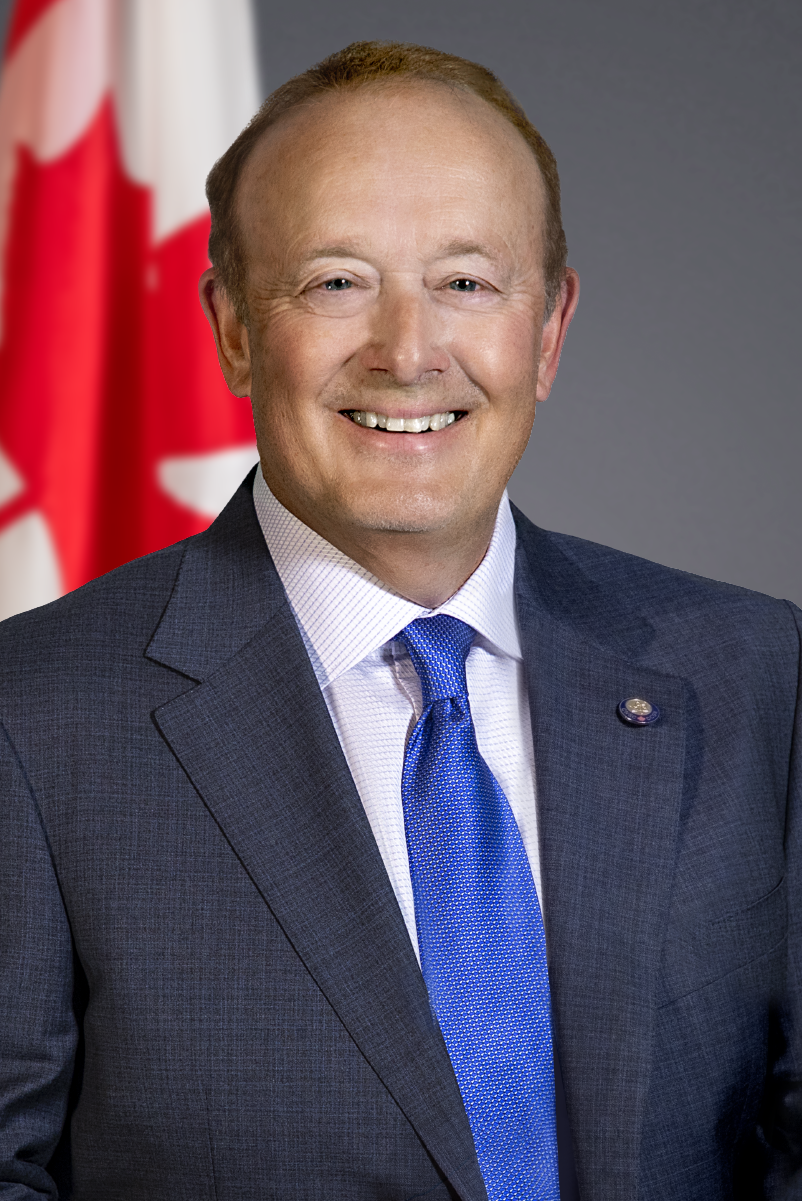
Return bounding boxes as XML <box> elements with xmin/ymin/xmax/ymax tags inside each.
<box><xmin>253</xmin><ymin>467</ymin><xmax>541</xmax><ymax>959</ymax></box>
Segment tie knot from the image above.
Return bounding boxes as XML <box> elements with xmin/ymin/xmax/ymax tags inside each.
<box><xmin>397</xmin><ymin>615</ymin><xmax>476</xmax><ymax>706</ymax></box>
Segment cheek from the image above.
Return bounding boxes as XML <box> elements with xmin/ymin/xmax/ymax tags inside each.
<box><xmin>249</xmin><ymin>313</ymin><xmax>359</xmax><ymax>477</ymax></box>
<box><xmin>453</xmin><ymin>312</ymin><xmax>541</xmax><ymax>404</ymax></box>
<box><xmin>255</xmin><ymin>310</ymin><xmax>363</xmax><ymax>398</ymax></box>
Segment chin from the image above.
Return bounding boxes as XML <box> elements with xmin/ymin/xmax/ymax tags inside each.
<box><xmin>338</xmin><ymin>486</ymin><xmax>460</xmax><ymax>536</ymax></box>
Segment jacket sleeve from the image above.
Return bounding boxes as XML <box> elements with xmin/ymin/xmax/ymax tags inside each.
<box><xmin>763</xmin><ymin>601</ymin><xmax>802</xmax><ymax>1195</ymax></box>
<box><xmin>0</xmin><ymin>721</ymin><xmax>77</xmax><ymax>1199</ymax></box>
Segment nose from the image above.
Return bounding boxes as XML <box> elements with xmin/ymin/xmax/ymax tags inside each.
<box><xmin>360</xmin><ymin>280</ymin><xmax>450</xmax><ymax>385</ymax></box>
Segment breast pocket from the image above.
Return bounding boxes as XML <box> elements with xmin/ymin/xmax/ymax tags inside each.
<box><xmin>659</xmin><ymin>876</ymin><xmax>787</xmax><ymax>1007</ymax></box>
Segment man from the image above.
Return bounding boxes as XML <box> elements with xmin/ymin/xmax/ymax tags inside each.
<box><xmin>0</xmin><ymin>40</ymin><xmax>799</xmax><ymax>1201</ymax></box>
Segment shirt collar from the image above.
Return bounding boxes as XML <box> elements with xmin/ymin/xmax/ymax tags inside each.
<box><xmin>252</xmin><ymin>465</ymin><xmax>521</xmax><ymax>689</ymax></box>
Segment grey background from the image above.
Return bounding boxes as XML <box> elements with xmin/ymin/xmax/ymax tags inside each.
<box><xmin>2</xmin><ymin>0</ymin><xmax>800</xmax><ymax>603</ymax></box>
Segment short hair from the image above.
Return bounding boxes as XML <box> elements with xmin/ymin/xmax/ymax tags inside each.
<box><xmin>206</xmin><ymin>40</ymin><xmax>568</xmax><ymax>321</ymax></box>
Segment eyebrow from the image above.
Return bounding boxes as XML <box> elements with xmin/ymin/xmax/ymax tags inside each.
<box><xmin>299</xmin><ymin>240</ymin><xmax>500</xmax><ymax>265</ymax></box>
<box><xmin>300</xmin><ymin>245</ymin><xmax>364</xmax><ymax>262</ymax></box>
<box><xmin>439</xmin><ymin>240</ymin><xmax>498</xmax><ymax>259</ymax></box>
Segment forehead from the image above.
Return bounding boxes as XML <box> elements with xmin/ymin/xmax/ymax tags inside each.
<box><xmin>236</xmin><ymin>81</ymin><xmax>546</xmax><ymax>260</ymax></box>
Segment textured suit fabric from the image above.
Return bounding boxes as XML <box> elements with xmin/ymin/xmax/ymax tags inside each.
<box><xmin>0</xmin><ymin>473</ymin><xmax>800</xmax><ymax>1200</ymax></box>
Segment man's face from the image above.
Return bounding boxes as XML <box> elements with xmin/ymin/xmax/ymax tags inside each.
<box><xmin>224</xmin><ymin>82</ymin><xmax>575</xmax><ymax>543</ymax></box>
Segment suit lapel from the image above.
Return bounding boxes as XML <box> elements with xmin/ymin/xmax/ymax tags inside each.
<box><xmin>147</xmin><ymin>481</ymin><xmax>487</xmax><ymax>1201</ymax></box>
<box><xmin>514</xmin><ymin>513</ymin><xmax>687</xmax><ymax>1201</ymax></box>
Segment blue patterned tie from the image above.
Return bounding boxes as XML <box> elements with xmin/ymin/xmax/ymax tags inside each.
<box><xmin>397</xmin><ymin>615</ymin><xmax>559</xmax><ymax>1201</ymax></box>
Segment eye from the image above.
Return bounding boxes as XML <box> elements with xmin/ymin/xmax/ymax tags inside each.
<box><xmin>322</xmin><ymin>278</ymin><xmax>353</xmax><ymax>291</ymax></box>
<box><xmin>449</xmin><ymin>278</ymin><xmax>479</xmax><ymax>292</ymax></box>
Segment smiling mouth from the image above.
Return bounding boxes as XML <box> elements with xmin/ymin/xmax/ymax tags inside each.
<box><xmin>342</xmin><ymin>410</ymin><xmax>466</xmax><ymax>433</ymax></box>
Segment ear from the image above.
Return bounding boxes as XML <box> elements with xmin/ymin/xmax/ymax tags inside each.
<box><xmin>536</xmin><ymin>267</ymin><xmax>580</xmax><ymax>402</ymax></box>
<box><xmin>199</xmin><ymin>267</ymin><xmax>252</xmax><ymax>396</ymax></box>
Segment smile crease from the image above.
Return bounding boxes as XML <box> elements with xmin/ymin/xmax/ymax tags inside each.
<box><xmin>344</xmin><ymin>410</ymin><xmax>462</xmax><ymax>433</ymax></box>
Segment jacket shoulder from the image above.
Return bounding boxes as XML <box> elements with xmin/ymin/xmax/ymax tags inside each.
<box><xmin>514</xmin><ymin>507</ymin><xmax>795</xmax><ymax>616</ymax></box>
<box><xmin>511</xmin><ymin>507</ymin><xmax>801</xmax><ymax>668</ymax></box>
<box><xmin>0</xmin><ymin>537</ymin><xmax>189</xmax><ymax>685</ymax></box>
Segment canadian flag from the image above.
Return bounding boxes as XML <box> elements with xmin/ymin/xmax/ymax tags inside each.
<box><xmin>0</xmin><ymin>0</ymin><xmax>260</xmax><ymax>621</ymax></box>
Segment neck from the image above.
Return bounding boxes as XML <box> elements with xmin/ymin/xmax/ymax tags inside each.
<box><xmin>327</xmin><ymin>526</ymin><xmax>495</xmax><ymax>609</ymax></box>
<box><xmin>266</xmin><ymin>484</ymin><xmax>499</xmax><ymax>608</ymax></box>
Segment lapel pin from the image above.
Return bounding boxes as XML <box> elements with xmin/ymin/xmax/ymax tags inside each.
<box><xmin>618</xmin><ymin>697</ymin><xmax>661</xmax><ymax>726</ymax></box>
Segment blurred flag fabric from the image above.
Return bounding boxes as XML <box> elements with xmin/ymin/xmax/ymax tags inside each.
<box><xmin>0</xmin><ymin>0</ymin><xmax>260</xmax><ymax>621</ymax></box>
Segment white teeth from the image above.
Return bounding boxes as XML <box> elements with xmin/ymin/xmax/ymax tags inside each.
<box><xmin>404</xmin><ymin>416</ymin><xmax>428</xmax><ymax>433</ymax></box>
<box><xmin>349</xmin><ymin>410</ymin><xmax>456</xmax><ymax>432</ymax></box>
<box><xmin>352</xmin><ymin>410</ymin><xmax>379</xmax><ymax>428</ymax></box>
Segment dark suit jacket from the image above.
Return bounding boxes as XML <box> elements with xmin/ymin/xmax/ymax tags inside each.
<box><xmin>1</xmin><ymin>476</ymin><xmax>800</xmax><ymax>1200</ymax></box>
